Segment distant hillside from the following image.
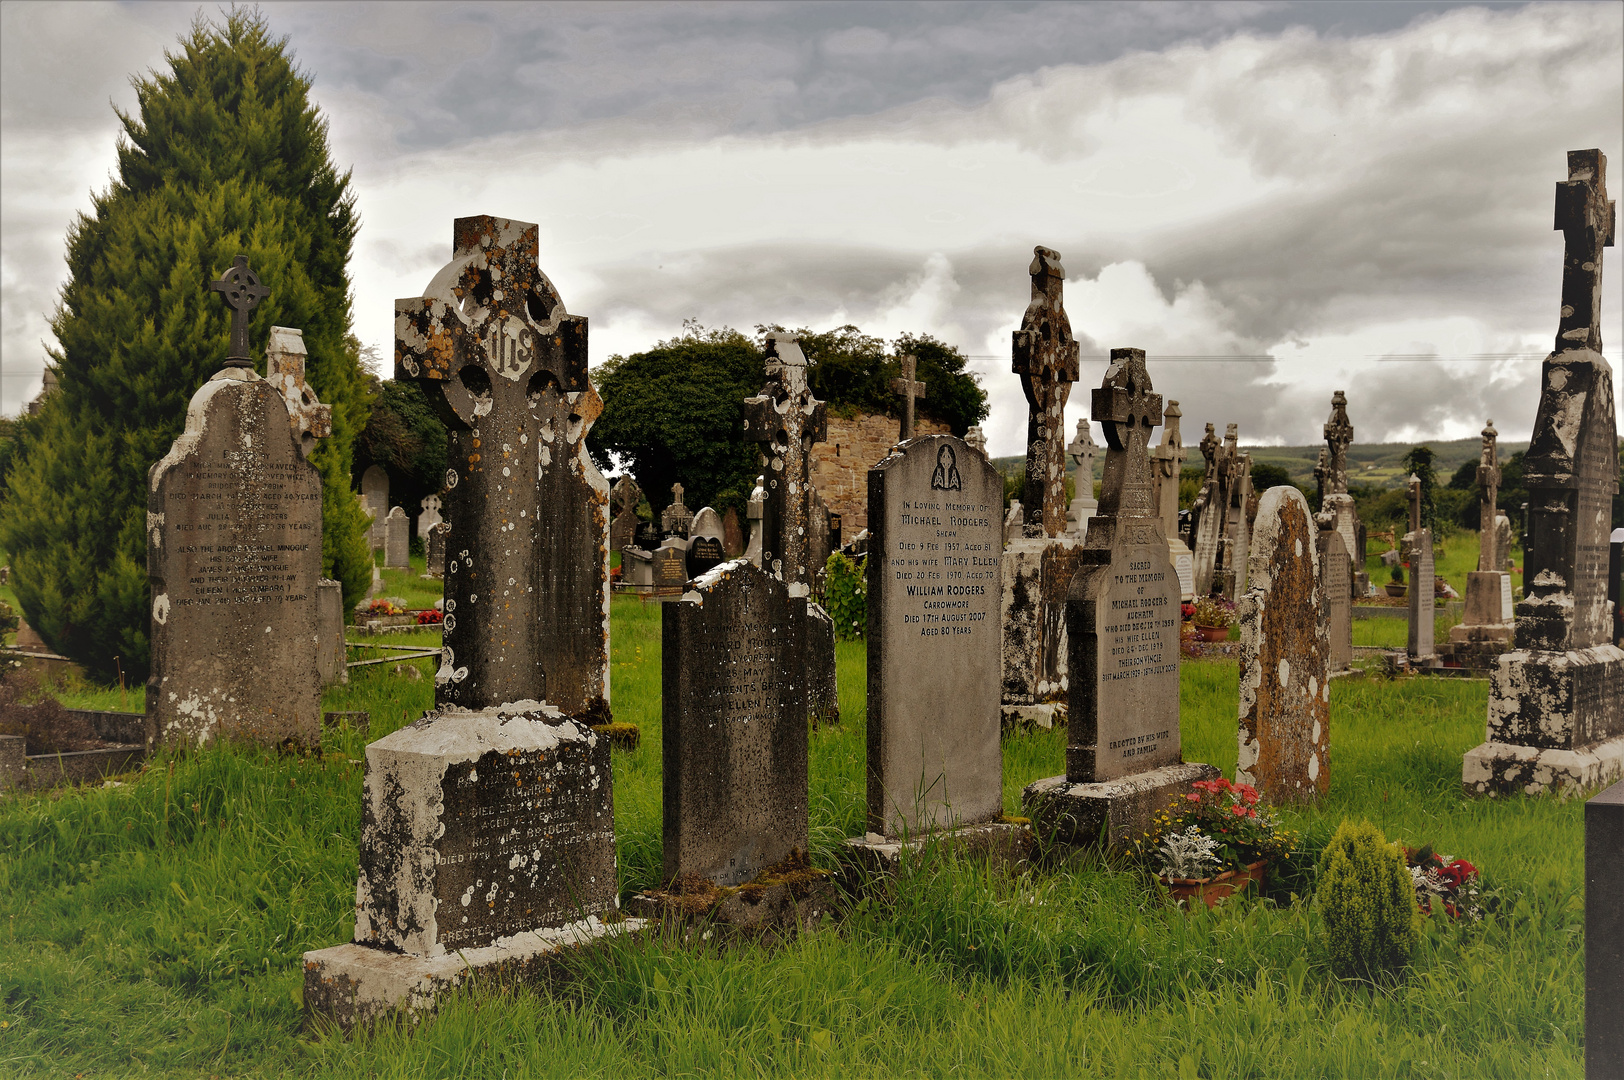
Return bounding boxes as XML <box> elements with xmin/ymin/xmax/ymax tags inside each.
<box><xmin>992</xmin><ymin>437</ymin><xmax>1528</xmax><ymax>490</ymax></box>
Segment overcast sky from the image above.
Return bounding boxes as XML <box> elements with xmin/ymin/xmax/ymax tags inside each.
<box><xmin>2</xmin><ymin>1</ymin><xmax>1621</xmax><ymax>456</ymax></box>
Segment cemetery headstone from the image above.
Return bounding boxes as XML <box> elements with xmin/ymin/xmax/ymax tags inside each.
<box><xmin>1404</xmin><ymin>475</ymin><xmax>1438</xmax><ymax>664</ymax></box>
<box><xmin>662</xmin><ymin>482</ymin><xmax>693</xmax><ymax>540</ymax></box>
<box><xmin>1215</xmin><ymin>429</ymin><xmax>1251</xmax><ymax>600</ymax></box>
<box><xmin>1189</xmin><ymin>422</ymin><xmax>1228</xmax><ymax>596</ymax></box>
<box><xmin>1466</xmin><ymin>149</ymin><xmax>1624</xmax><ymax>796</ymax></box>
<box><xmin>147</xmin><ymin>263</ymin><xmax>322</xmax><ymax>749</ymax></box>
<box><xmin>361</xmin><ymin>465</ymin><xmax>389</xmax><ymax>549</ymax></box>
<box><xmin>304</xmin><ymin>215</ymin><xmax>626</xmax><ymax>1031</ymax></box>
<box><xmin>265</xmin><ymin>326</ymin><xmax>331</xmax><ymax>457</ymax></box>
<box><xmin>621</xmin><ymin>544</ymin><xmax>654</xmax><ymax>588</ymax></box>
<box><xmin>807</xmin><ymin>601</ymin><xmax>839</xmax><ymax>727</ymax></box>
<box><xmin>609</xmin><ymin>475</ymin><xmax>641</xmax><ymax>554</ymax></box>
<box><xmin>891</xmin><ymin>353</ymin><xmax>927</xmax><ymax>442</ymax></box>
<box><xmin>807</xmin><ymin>491</ymin><xmax>832</xmax><ymax>580</ymax></box>
<box><xmin>392</xmin><ymin>215</ymin><xmax>612</xmax><ymax>723</ymax></box>
<box><xmin>1319</xmin><ymin>391</ymin><xmax>1366</xmax><ymax>597</ymax></box>
<box><xmin>723</xmin><ymin>506</ymin><xmax>744</xmax><ymax>557</ymax></box>
<box><xmin>1154</xmin><ymin>399</ymin><xmax>1195</xmax><ymax>599</ymax></box>
<box><xmin>1002</xmin><ymin>248</ymin><xmax>1087</xmax><ymax>726</ymax></box>
<box><xmin>1442</xmin><ymin>421</ymin><xmax>1516</xmax><ymax>670</ymax></box>
<box><xmin>1024</xmin><ymin>349</ymin><xmax>1218</xmax><ymax>845</ymax></box>
<box><xmin>425</xmin><ymin>521</ymin><xmax>448</xmax><ymax>578</ymax></box>
<box><xmin>1588</xmin><ymin>778</ymin><xmax>1624</xmax><ymax>1079</ymax></box>
<box><xmin>418</xmin><ymin>494</ymin><xmax>443</xmax><ymax>538</ymax></box>
<box><xmin>861</xmin><ymin>434</ymin><xmax>1003</xmax><ymax>836</ymax></box>
<box><xmin>660</xmin><ymin>559</ymin><xmax>808</xmax><ymax>885</ymax></box>
<box><xmin>965</xmin><ymin>426</ymin><xmax>988</xmax><ymax>457</ymax></box>
<box><xmin>1236</xmin><ymin>486</ymin><xmax>1330</xmax><ymax>803</ymax></box>
<box><xmin>653</xmin><ymin>538</ymin><xmax>689</xmax><ymax>598</ymax></box>
<box><xmin>1004</xmin><ymin>500</ymin><xmax>1024</xmax><ymax>544</ymax></box>
<box><xmin>383</xmin><ymin>506</ymin><xmax>410</xmax><ymax>569</ymax></box>
<box><xmin>317</xmin><ymin>579</ymin><xmax>347</xmax><ymax>686</ymax></box>
<box><xmin>1066</xmin><ymin>416</ymin><xmax>1098</xmax><ymax>538</ymax></box>
<box><xmin>1318</xmin><ymin>530</ymin><xmax>1353</xmax><ymax>673</ymax></box>
<box><xmin>686</xmin><ymin>506</ymin><xmax>726</xmax><ymax>578</ymax></box>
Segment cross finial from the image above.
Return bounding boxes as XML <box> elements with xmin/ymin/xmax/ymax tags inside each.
<box><xmin>211</xmin><ymin>255</ymin><xmax>270</xmax><ymax>367</ymax></box>
<box><xmin>1407</xmin><ymin>473</ymin><xmax>1422</xmax><ymax>534</ymax></box>
<box><xmin>1093</xmin><ymin>347</ymin><xmax>1163</xmax><ymax>519</ymax></box>
<box><xmin>890</xmin><ymin>354</ymin><xmax>928</xmax><ymax>441</ymax></box>
<box><xmin>671</xmin><ymin>482</ymin><xmax>684</xmax><ymax>507</ymax></box>
<box><xmin>1554</xmin><ymin>149</ymin><xmax>1615</xmax><ymax>354</ymax></box>
<box><xmin>1012</xmin><ymin>245</ymin><xmax>1082</xmax><ymax>537</ymax></box>
<box><xmin>1324</xmin><ymin>390</ymin><xmax>1354</xmax><ymax>496</ymax></box>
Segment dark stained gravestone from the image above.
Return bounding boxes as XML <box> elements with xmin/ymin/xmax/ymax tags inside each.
<box><xmin>1237</xmin><ymin>486</ymin><xmax>1330</xmax><ymax>804</ymax></box>
<box><xmin>148</xmin><ymin>264</ymin><xmax>323</xmax><ymax>749</ymax></box>
<box><xmin>1318</xmin><ymin>529</ymin><xmax>1352</xmax><ymax>673</ymax></box>
<box><xmin>1587</xmin><ymin>779</ymin><xmax>1624</xmax><ymax>1080</ymax></box>
<box><xmin>661</xmin><ymin>560</ymin><xmax>808</xmax><ymax>885</ymax></box>
<box><xmin>1188</xmin><ymin>422</ymin><xmax>1227</xmax><ymax>596</ymax></box>
<box><xmin>743</xmin><ymin>335</ymin><xmax>828</xmax><ymax>592</ymax></box>
<box><xmin>425</xmin><ymin>521</ymin><xmax>448</xmax><ymax>579</ymax></box>
<box><xmin>1023</xmin><ymin>349</ymin><xmax>1217</xmax><ymax>845</ymax></box>
<box><xmin>1467</xmin><ymin>150</ymin><xmax>1624</xmax><ymax>796</ymax></box>
<box><xmin>806</xmin><ymin>602</ymin><xmax>840</xmax><ymax>727</ymax></box>
<box><xmin>317</xmin><ymin>579</ymin><xmax>347</xmax><ymax>686</ymax></box>
<box><xmin>304</xmin><ymin>217</ymin><xmax>627</xmax><ymax>1031</ymax></box>
<box><xmin>686</xmin><ymin>506</ymin><xmax>726</xmax><ymax>578</ymax></box>
<box><xmin>661</xmin><ymin>482</ymin><xmax>693</xmax><ymax>540</ymax></box>
<box><xmin>394</xmin><ymin>215</ymin><xmax>611</xmax><ymax>723</ymax></box>
<box><xmin>608</xmin><ymin>475</ymin><xmax>640</xmax><ymax>554</ymax></box>
<box><xmin>653</xmin><ymin>539</ymin><xmax>689</xmax><ymax>598</ymax></box>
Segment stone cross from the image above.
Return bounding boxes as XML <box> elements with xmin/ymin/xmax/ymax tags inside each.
<box><xmin>612</xmin><ymin>474</ymin><xmax>640</xmax><ymax>516</ymax></box>
<box><xmin>1152</xmin><ymin>399</ymin><xmax>1184</xmax><ymax>536</ymax></box>
<box><xmin>965</xmin><ymin>426</ymin><xmax>987</xmax><ymax>456</ymax></box>
<box><xmin>1478</xmin><ymin>419</ymin><xmax>1502</xmax><ymax>571</ymax></box>
<box><xmin>1407</xmin><ymin>473</ymin><xmax>1422</xmax><ymax>536</ymax></box>
<box><xmin>211</xmin><ymin>255</ymin><xmax>270</xmax><ymax>367</ymax></box>
<box><xmin>1093</xmin><ymin>348</ymin><xmax>1163</xmax><ymax>521</ymax></box>
<box><xmin>1313</xmin><ymin>447</ymin><xmax>1329</xmax><ymax>507</ymax></box>
<box><xmin>742</xmin><ymin>334</ymin><xmax>828</xmax><ymax>592</ymax></box>
<box><xmin>1324</xmin><ymin>390</ymin><xmax>1353</xmax><ymax>495</ymax></box>
<box><xmin>1012</xmin><ymin>246</ymin><xmax>1081</xmax><ymax>538</ymax></box>
<box><xmin>891</xmin><ymin>354</ymin><xmax>927</xmax><ymax>441</ymax></box>
<box><xmin>394</xmin><ymin>215</ymin><xmax>604</xmax><ymax>714</ymax></box>
<box><xmin>1066</xmin><ymin>417</ymin><xmax>1097</xmax><ymax>479</ymax></box>
<box><xmin>265</xmin><ymin>326</ymin><xmax>331</xmax><ymax>458</ymax></box>
<box><xmin>1554</xmin><ymin>148</ymin><xmax>1616</xmax><ymax>355</ymax></box>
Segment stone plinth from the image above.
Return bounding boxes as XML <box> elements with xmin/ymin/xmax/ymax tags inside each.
<box><xmin>1024</xmin><ymin>763</ymin><xmax>1220</xmax><ymax>847</ymax></box>
<box><xmin>1464</xmin><ymin>644</ymin><xmax>1624</xmax><ymax>794</ymax></box>
<box><xmin>147</xmin><ymin>366</ymin><xmax>323</xmax><ymax>749</ymax></box>
<box><xmin>1000</xmin><ymin>536</ymin><xmax>1086</xmax><ymax>711</ymax></box>
<box><xmin>1440</xmin><ymin>570</ymin><xmax>1515</xmax><ymax>671</ymax></box>
<box><xmin>1588</xmin><ymin>779</ymin><xmax>1624</xmax><ymax>1080</ymax></box>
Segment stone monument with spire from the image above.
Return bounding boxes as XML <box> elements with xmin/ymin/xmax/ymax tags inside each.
<box><xmin>1065</xmin><ymin>417</ymin><xmax>1098</xmax><ymax>539</ymax></box>
<box><xmin>1152</xmin><ymin>400</ymin><xmax>1194</xmax><ymax>599</ymax></box>
<box><xmin>1440</xmin><ymin>419</ymin><xmax>1516</xmax><ymax>671</ymax></box>
<box><xmin>1465</xmin><ymin>149</ymin><xmax>1624</xmax><ymax>795</ymax></box>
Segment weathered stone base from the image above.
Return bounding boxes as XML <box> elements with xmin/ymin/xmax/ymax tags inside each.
<box><xmin>627</xmin><ymin>872</ymin><xmax>835</xmax><ymax>942</ymax></box>
<box><xmin>1023</xmin><ymin>762</ymin><xmax>1222</xmax><ymax>847</ymax></box>
<box><xmin>843</xmin><ymin>820</ymin><xmax>1034</xmax><ymax>875</ymax></box>
<box><xmin>1000</xmin><ymin>703</ymin><xmax>1068</xmax><ymax>733</ymax></box>
<box><xmin>1438</xmin><ymin>623</ymin><xmax>1514</xmax><ymax>673</ymax></box>
<box><xmin>302</xmin><ymin>915</ymin><xmax>642</xmax><ymax>1033</ymax></box>
<box><xmin>1000</xmin><ymin>537</ymin><xmax>1085</xmax><ymax>707</ymax></box>
<box><xmin>1463</xmin><ymin>735</ymin><xmax>1624</xmax><ymax>797</ymax></box>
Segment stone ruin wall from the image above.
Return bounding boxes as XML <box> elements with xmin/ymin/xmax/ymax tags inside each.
<box><xmin>809</xmin><ymin>410</ymin><xmax>951</xmax><ymax>532</ymax></box>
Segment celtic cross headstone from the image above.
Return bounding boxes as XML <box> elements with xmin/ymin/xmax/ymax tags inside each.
<box><xmin>210</xmin><ymin>255</ymin><xmax>270</xmax><ymax>367</ymax></box>
<box><xmin>742</xmin><ymin>333</ymin><xmax>828</xmax><ymax>592</ymax></box>
<box><xmin>1012</xmin><ymin>247</ymin><xmax>1081</xmax><ymax>539</ymax></box>
<box><xmin>1478</xmin><ymin>420</ymin><xmax>1502</xmax><ymax>570</ymax></box>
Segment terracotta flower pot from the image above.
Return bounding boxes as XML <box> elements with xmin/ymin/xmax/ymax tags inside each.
<box><xmin>1194</xmin><ymin>624</ymin><xmax>1230</xmax><ymax>642</ymax></box>
<box><xmin>1161</xmin><ymin>860</ymin><xmax>1267</xmax><ymax>909</ymax></box>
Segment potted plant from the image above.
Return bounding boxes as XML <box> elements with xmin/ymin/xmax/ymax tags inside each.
<box><xmin>1385</xmin><ymin>564</ymin><xmax>1407</xmax><ymax>598</ymax></box>
<box><xmin>1137</xmin><ymin>778</ymin><xmax>1297</xmax><ymax>908</ymax></box>
<box><xmin>1189</xmin><ymin>596</ymin><xmax>1234</xmax><ymax>642</ymax></box>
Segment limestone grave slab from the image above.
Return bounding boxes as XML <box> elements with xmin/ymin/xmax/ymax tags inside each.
<box><xmin>147</xmin><ymin>365</ymin><xmax>322</xmax><ymax>748</ymax></box>
<box><xmin>1236</xmin><ymin>486</ymin><xmax>1330</xmax><ymax>804</ymax></box>
<box><xmin>318</xmin><ymin>579</ymin><xmax>347</xmax><ymax>686</ymax></box>
<box><xmin>865</xmin><ymin>434</ymin><xmax>1003</xmax><ymax>836</ymax></box>
<box><xmin>383</xmin><ymin>506</ymin><xmax>410</xmax><ymax>568</ymax></box>
<box><xmin>661</xmin><ymin>560</ymin><xmax>808</xmax><ymax>886</ymax></box>
<box><xmin>1319</xmin><ymin>529</ymin><xmax>1352</xmax><ymax>673</ymax></box>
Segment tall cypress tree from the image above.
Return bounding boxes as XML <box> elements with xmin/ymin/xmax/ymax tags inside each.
<box><xmin>0</xmin><ymin>8</ymin><xmax>371</xmax><ymax>682</ymax></box>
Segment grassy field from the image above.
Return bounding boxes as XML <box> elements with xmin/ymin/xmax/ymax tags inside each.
<box><xmin>0</xmin><ymin>593</ymin><xmax>1588</xmax><ymax>1077</ymax></box>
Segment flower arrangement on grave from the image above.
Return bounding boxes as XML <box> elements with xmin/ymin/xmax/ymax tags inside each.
<box><xmin>1403</xmin><ymin>845</ymin><xmax>1482</xmax><ymax>921</ymax></box>
<box><xmin>1180</xmin><ymin>601</ymin><xmax>1196</xmax><ymax>621</ymax></box>
<box><xmin>365</xmin><ymin>598</ymin><xmax>405</xmax><ymax>617</ymax></box>
<box><xmin>415</xmin><ymin>609</ymin><xmax>443</xmax><ymax>625</ymax></box>
<box><xmin>1189</xmin><ymin>596</ymin><xmax>1234</xmax><ymax>630</ymax></box>
<box><xmin>1138</xmin><ymin>777</ymin><xmax>1298</xmax><ymax>884</ymax></box>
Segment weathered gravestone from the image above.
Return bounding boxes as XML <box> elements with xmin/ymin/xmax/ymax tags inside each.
<box><xmin>383</xmin><ymin>506</ymin><xmax>410</xmax><ymax>569</ymax></box>
<box><xmin>965</xmin><ymin>426</ymin><xmax>988</xmax><ymax>457</ymax></box>
<box><xmin>653</xmin><ymin>538</ymin><xmax>689</xmax><ymax>598</ymax></box>
<box><xmin>1318</xmin><ymin>391</ymin><xmax>1367</xmax><ymax>598</ymax></box>
<box><xmin>744</xmin><ymin>476</ymin><xmax>765</xmax><ymax>567</ymax></box>
<box><xmin>392</xmin><ymin>215</ymin><xmax>611</xmax><ymax>723</ymax></box>
<box><xmin>303</xmin><ymin>216</ymin><xmax>627</xmax><ymax>1031</ymax></box>
<box><xmin>317</xmin><ymin>579</ymin><xmax>347</xmax><ymax>686</ymax></box>
<box><xmin>686</xmin><ymin>507</ymin><xmax>726</xmax><ymax>578</ymax></box>
<box><xmin>620</xmin><ymin>545</ymin><xmax>654</xmax><ymax>588</ymax></box>
<box><xmin>1188</xmin><ymin>422</ymin><xmax>1228</xmax><ymax>596</ymax></box>
<box><xmin>662</xmin><ymin>483</ymin><xmax>693</xmax><ymax>540</ymax></box>
<box><xmin>418</xmin><ymin>494</ymin><xmax>443</xmax><ymax>538</ymax></box>
<box><xmin>1153</xmin><ymin>400</ymin><xmax>1194</xmax><ymax>599</ymax></box>
<box><xmin>1002</xmin><ymin>247</ymin><xmax>1087</xmax><ymax>728</ymax></box>
<box><xmin>659</xmin><ymin>560</ymin><xmax>808</xmax><ymax>885</ymax></box>
<box><xmin>1215</xmin><ymin>430</ymin><xmax>1252</xmax><ymax>601</ymax></box>
<box><xmin>425</xmin><ymin>521</ymin><xmax>448</xmax><ymax>578</ymax></box>
<box><xmin>1236</xmin><ymin>486</ymin><xmax>1331</xmax><ymax>804</ymax></box>
<box><xmin>722</xmin><ymin>507</ymin><xmax>744</xmax><ymax>557</ymax></box>
<box><xmin>1024</xmin><ymin>350</ymin><xmax>1218</xmax><ymax>845</ymax></box>
<box><xmin>1466</xmin><ymin>150</ymin><xmax>1624</xmax><ymax>796</ymax></box>
<box><xmin>1066</xmin><ymin>416</ymin><xmax>1098</xmax><ymax>539</ymax></box>
<box><xmin>858</xmin><ymin>434</ymin><xmax>1004</xmax><ymax>841</ymax></box>
<box><xmin>609</xmin><ymin>475</ymin><xmax>641</xmax><ymax>554</ymax></box>
<box><xmin>1587</xmin><ymin>778</ymin><xmax>1624</xmax><ymax>1080</ymax></box>
<box><xmin>1318</xmin><ymin>529</ymin><xmax>1353</xmax><ymax>673</ymax></box>
<box><xmin>148</xmin><ymin>262</ymin><xmax>323</xmax><ymax>749</ymax></box>
<box><xmin>361</xmin><ymin>465</ymin><xmax>389</xmax><ymax>549</ymax></box>
<box><xmin>806</xmin><ymin>602</ymin><xmax>840</xmax><ymax>727</ymax></box>
<box><xmin>1404</xmin><ymin>475</ymin><xmax>1438</xmax><ymax>665</ymax></box>
<box><xmin>1442</xmin><ymin>420</ymin><xmax>1515</xmax><ymax>670</ymax></box>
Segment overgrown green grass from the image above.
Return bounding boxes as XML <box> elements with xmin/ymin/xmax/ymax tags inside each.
<box><xmin>0</xmin><ymin>597</ymin><xmax>1587</xmax><ymax>1077</ymax></box>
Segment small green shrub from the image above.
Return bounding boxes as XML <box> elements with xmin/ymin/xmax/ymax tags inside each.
<box><xmin>824</xmin><ymin>552</ymin><xmax>867</xmax><ymax>641</ymax></box>
<box><xmin>1317</xmin><ymin>819</ymin><xmax>1423</xmax><ymax>981</ymax></box>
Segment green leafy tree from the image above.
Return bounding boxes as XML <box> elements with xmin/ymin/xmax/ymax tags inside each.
<box><xmin>0</xmin><ymin>9</ymin><xmax>370</xmax><ymax>681</ymax></box>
